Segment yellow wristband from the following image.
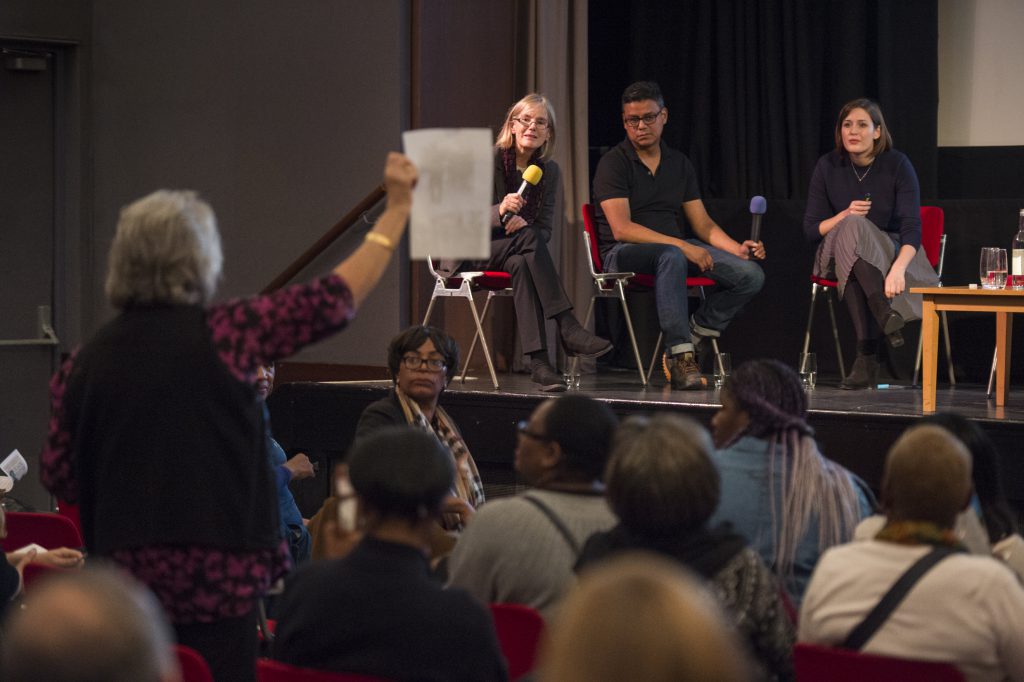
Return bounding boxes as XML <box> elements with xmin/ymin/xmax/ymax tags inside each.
<box><xmin>364</xmin><ymin>232</ymin><xmax>396</xmax><ymax>251</ymax></box>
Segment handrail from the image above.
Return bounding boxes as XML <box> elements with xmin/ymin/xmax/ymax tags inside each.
<box><xmin>261</xmin><ymin>185</ymin><xmax>386</xmax><ymax>294</ymax></box>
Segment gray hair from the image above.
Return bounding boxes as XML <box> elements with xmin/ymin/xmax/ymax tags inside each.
<box><xmin>0</xmin><ymin>565</ymin><xmax>179</xmax><ymax>682</ymax></box>
<box><xmin>105</xmin><ymin>190</ymin><xmax>222</xmax><ymax>307</ymax></box>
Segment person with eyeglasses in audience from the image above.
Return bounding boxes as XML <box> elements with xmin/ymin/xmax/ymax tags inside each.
<box><xmin>355</xmin><ymin>326</ymin><xmax>483</xmax><ymax>546</ymax></box>
<box><xmin>592</xmin><ymin>81</ymin><xmax>765</xmax><ymax>390</ymax></box>
<box><xmin>438</xmin><ymin>94</ymin><xmax>611</xmax><ymax>392</ymax></box>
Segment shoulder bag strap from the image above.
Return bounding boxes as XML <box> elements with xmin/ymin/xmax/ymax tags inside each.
<box><xmin>840</xmin><ymin>546</ymin><xmax>961</xmax><ymax>650</ymax></box>
<box><xmin>521</xmin><ymin>494</ymin><xmax>581</xmax><ymax>557</ymax></box>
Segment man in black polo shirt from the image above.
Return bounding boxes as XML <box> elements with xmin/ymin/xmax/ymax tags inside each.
<box><xmin>592</xmin><ymin>81</ymin><xmax>766</xmax><ymax>390</ymax></box>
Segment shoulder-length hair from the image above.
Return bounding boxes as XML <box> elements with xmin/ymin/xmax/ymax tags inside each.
<box><xmin>105</xmin><ymin>190</ymin><xmax>222</xmax><ymax>308</ymax></box>
<box><xmin>494</xmin><ymin>93</ymin><xmax>557</xmax><ymax>161</ymax></box>
<box><xmin>834</xmin><ymin>98</ymin><xmax>893</xmax><ymax>158</ymax></box>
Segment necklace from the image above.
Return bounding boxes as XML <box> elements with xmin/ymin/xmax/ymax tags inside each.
<box><xmin>852</xmin><ymin>161</ymin><xmax>874</xmax><ymax>182</ymax></box>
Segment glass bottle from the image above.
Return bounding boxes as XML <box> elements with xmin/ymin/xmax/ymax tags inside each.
<box><xmin>1013</xmin><ymin>209</ymin><xmax>1024</xmax><ymax>290</ymax></box>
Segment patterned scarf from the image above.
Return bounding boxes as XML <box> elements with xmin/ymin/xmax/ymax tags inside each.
<box><xmin>875</xmin><ymin>520</ymin><xmax>966</xmax><ymax>550</ymax></box>
<box><xmin>394</xmin><ymin>387</ymin><xmax>486</xmax><ymax>516</ymax></box>
<box><xmin>501</xmin><ymin>146</ymin><xmax>546</xmax><ymax>226</ymax></box>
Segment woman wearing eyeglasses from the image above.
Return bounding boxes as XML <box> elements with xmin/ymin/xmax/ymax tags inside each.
<box><xmin>457</xmin><ymin>93</ymin><xmax>611</xmax><ymax>392</ymax></box>
<box><xmin>355</xmin><ymin>325</ymin><xmax>484</xmax><ymax>525</ymax></box>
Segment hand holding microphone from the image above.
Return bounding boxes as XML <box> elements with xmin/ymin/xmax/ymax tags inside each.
<box><xmin>500</xmin><ymin>164</ymin><xmax>543</xmax><ymax>226</ymax></box>
<box><xmin>745</xmin><ymin>195</ymin><xmax>767</xmax><ymax>260</ymax></box>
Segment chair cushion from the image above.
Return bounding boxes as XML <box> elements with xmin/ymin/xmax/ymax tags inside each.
<box><xmin>810</xmin><ymin>274</ymin><xmax>839</xmax><ymax>287</ymax></box>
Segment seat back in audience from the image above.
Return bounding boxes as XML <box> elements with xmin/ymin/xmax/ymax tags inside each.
<box><xmin>256</xmin><ymin>658</ymin><xmax>393</xmax><ymax>682</ymax></box>
<box><xmin>794</xmin><ymin>642</ymin><xmax>965</xmax><ymax>682</ymax></box>
<box><xmin>175</xmin><ymin>645</ymin><xmax>214</xmax><ymax>682</ymax></box>
<box><xmin>1</xmin><ymin>511</ymin><xmax>83</xmax><ymax>552</ymax></box>
<box><xmin>489</xmin><ymin>603</ymin><xmax>545</xmax><ymax>681</ymax></box>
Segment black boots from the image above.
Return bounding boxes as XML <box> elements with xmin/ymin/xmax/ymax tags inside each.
<box><xmin>840</xmin><ymin>354</ymin><xmax>880</xmax><ymax>390</ymax></box>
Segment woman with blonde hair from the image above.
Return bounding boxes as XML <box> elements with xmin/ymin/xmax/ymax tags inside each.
<box><xmin>710</xmin><ymin>359</ymin><xmax>874</xmax><ymax>603</ymax></box>
<box><xmin>448</xmin><ymin>93</ymin><xmax>610</xmax><ymax>391</ymax></box>
<box><xmin>541</xmin><ymin>553</ymin><xmax>752</xmax><ymax>682</ymax></box>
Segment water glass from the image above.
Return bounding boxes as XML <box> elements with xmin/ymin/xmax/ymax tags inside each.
<box><xmin>713</xmin><ymin>352</ymin><xmax>731</xmax><ymax>389</ymax></box>
<box><xmin>980</xmin><ymin>247</ymin><xmax>1008</xmax><ymax>289</ymax></box>
<box><xmin>799</xmin><ymin>352</ymin><xmax>817</xmax><ymax>390</ymax></box>
<box><xmin>562</xmin><ymin>369</ymin><xmax>581</xmax><ymax>390</ymax></box>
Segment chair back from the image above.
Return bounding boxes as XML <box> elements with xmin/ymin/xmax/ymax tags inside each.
<box><xmin>793</xmin><ymin>643</ymin><xmax>965</xmax><ymax>682</ymax></box>
<box><xmin>257</xmin><ymin>659</ymin><xmax>392</xmax><ymax>682</ymax></box>
<box><xmin>581</xmin><ymin>204</ymin><xmax>606</xmax><ymax>275</ymax></box>
<box><xmin>55</xmin><ymin>499</ymin><xmax>83</xmax><ymax>539</ymax></box>
<box><xmin>0</xmin><ymin>511</ymin><xmax>83</xmax><ymax>552</ymax></box>
<box><xmin>175</xmin><ymin>645</ymin><xmax>214</xmax><ymax>682</ymax></box>
<box><xmin>489</xmin><ymin>603</ymin><xmax>545</xmax><ymax>681</ymax></box>
<box><xmin>919</xmin><ymin>206</ymin><xmax>945</xmax><ymax>270</ymax></box>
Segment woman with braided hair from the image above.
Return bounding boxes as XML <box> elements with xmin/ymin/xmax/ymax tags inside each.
<box><xmin>709</xmin><ymin>359</ymin><xmax>874</xmax><ymax>603</ymax></box>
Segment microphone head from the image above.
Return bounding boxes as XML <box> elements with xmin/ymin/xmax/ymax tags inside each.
<box><xmin>522</xmin><ymin>164</ymin><xmax>543</xmax><ymax>186</ymax></box>
<box><xmin>749</xmin><ymin>195</ymin><xmax>767</xmax><ymax>215</ymax></box>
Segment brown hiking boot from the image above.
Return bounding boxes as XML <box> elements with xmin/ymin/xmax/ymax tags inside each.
<box><xmin>662</xmin><ymin>351</ymin><xmax>707</xmax><ymax>390</ymax></box>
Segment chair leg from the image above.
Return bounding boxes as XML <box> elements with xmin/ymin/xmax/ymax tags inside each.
<box><xmin>568</xmin><ymin>297</ymin><xmax>598</xmax><ymax>378</ymax></box>
<box><xmin>802</xmin><ymin>283</ymin><xmax>819</xmax><ymax>358</ymax></box>
<box><xmin>941</xmin><ymin>311</ymin><xmax>955</xmax><ymax>385</ymax></box>
<box><xmin>422</xmin><ymin>294</ymin><xmax>438</xmax><ymax>325</ymax></box>
<box><xmin>459</xmin><ymin>292</ymin><xmax>500</xmax><ymax>389</ymax></box>
<box><xmin>460</xmin><ymin>292</ymin><xmax>490</xmax><ymax>382</ymax></box>
<box><xmin>987</xmin><ymin>347</ymin><xmax>998</xmax><ymax>396</ymax></box>
<box><xmin>644</xmin><ymin>332</ymin><xmax>664</xmax><ymax>385</ymax></box>
<box><xmin>616</xmin><ymin>282</ymin><xmax>648</xmax><ymax>386</ymax></box>
<box><xmin>824</xmin><ymin>289</ymin><xmax>846</xmax><ymax>379</ymax></box>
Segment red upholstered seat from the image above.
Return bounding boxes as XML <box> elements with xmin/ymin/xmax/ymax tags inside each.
<box><xmin>793</xmin><ymin>642</ymin><xmax>965</xmax><ymax>682</ymax></box>
<box><xmin>489</xmin><ymin>603</ymin><xmax>545</xmax><ymax>681</ymax></box>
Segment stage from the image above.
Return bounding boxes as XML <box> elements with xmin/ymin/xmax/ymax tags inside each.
<box><xmin>268</xmin><ymin>369</ymin><xmax>1024</xmax><ymax>518</ymax></box>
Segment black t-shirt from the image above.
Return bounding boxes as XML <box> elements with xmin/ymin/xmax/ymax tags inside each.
<box><xmin>591</xmin><ymin>139</ymin><xmax>701</xmax><ymax>258</ymax></box>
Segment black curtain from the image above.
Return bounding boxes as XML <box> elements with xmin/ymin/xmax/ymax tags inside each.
<box><xmin>589</xmin><ymin>0</ymin><xmax>939</xmax><ymax>200</ymax></box>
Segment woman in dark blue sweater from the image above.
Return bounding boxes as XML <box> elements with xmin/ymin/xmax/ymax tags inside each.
<box><xmin>803</xmin><ymin>99</ymin><xmax>938</xmax><ymax>389</ymax></box>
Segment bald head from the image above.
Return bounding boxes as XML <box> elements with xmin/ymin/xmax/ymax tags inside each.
<box><xmin>0</xmin><ymin>567</ymin><xmax>179</xmax><ymax>682</ymax></box>
<box><xmin>882</xmin><ymin>424</ymin><xmax>972</xmax><ymax>528</ymax></box>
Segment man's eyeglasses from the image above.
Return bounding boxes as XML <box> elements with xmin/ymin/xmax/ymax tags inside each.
<box><xmin>517</xmin><ymin>420</ymin><xmax>554</xmax><ymax>442</ymax></box>
<box><xmin>514</xmin><ymin>116</ymin><xmax>550</xmax><ymax>131</ymax></box>
<box><xmin>401</xmin><ymin>355</ymin><xmax>447</xmax><ymax>372</ymax></box>
<box><xmin>623</xmin><ymin>109</ymin><xmax>664</xmax><ymax>128</ymax></box>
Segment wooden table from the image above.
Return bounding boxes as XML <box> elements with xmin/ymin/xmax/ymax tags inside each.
<box><xmin>912</xmin><ymin>286</ymin><xmax>1024</xmax><ymax>412</ymax></box>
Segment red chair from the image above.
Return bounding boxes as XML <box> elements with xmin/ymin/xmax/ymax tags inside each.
<box><xmin>422</xmin><ymin>257</ymin><xmax>512</xmax><ymax>389</ymax></box>
<box><xmin>489</xmin><ymin>603</ymin><xmax>545</xmax><ymax>681</ymax></box>
<box><xmin>55</xmin><ymin>499</ymin><xmax>83</xmax><ymax>539</ymax></box>
<box><xmin>256</xmin><ymin>658</ymin><xmax>392</xmax><ymax>682</ymax></box>
<box><xmin>794</xmin><ymin>642</ymin><xmax>965</xmax><ymax>681</ymax></box>
<box><xmin>802</xmin><ymin>206</ymin><xmax>952</xmax><ymax>383</ymax></box>
<box><xmin>175</xmin><ymin>645</ymin><xmax>214</xmax><ymax>682</ymax></box>
<box><xmin>0</xmin><ymin>511</ymin><xmax>83</xmax><ymax>552</ymax></box>
<box><xmin>579</xmin><ymin>204</ymin><xmax>718</xmax><ymax>385</ymax></box>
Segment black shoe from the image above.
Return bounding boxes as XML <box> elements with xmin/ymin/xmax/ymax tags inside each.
<box><xmin>560</xmin><ymin>325</ymin><xmax>613</xmax><ymax>359</ymax></box>
<box><xmin>839</xmin><ymin>354</ymin><xmax>880</xmax><ymax>390</ymax></box>
<box><xmin>882</xmin><ymin>311</ymin><xmax>905</xmax><ymax>348</ymax></box>
<box><xmin>531</xmin><ymin>363</ymin><xmax>567</xmax><ymax>392</ymax></box>
<box><xmin>663</xmin><ymin>352</ymin><xmax>708</xmax><ymax>390</ymax></box>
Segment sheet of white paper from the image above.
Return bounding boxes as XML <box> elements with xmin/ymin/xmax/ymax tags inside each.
<box><xmin>2</xmin><ymin>449</ymin><xmax>27</xmax><ymax>481</ymax></box>
<box><xmin>402</xmin><ymin>128</ymin><xmax>492</xmax><ymax>261</ymax></box>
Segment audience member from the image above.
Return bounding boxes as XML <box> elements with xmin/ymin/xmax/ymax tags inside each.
<box><xmin>591</xmin><ymin>80</ymin><xmax>764</xmax><ymax>389</ymax></box>
<box><xmin>0</xmin><ymin>565</ymin><xmax>181</xmax><ymax>682</ymax></box>
<box><xmin>800</xmin><ymin>425</ymin><xmax>1024</xmax><ymax>682</ymax></box>
<box><xmin>710</xmin><ymin>359</ymin><xmax>872</xmax><ymax>602</ymax></box>
<box><xmin>802</xmin><ymin>98</ymin><xmax>938</xmax><ymax>389</ymax></box>
<box><xmin>447</xmin><ymin>395</ymin><xmax>617</xmax><ymax>621</ymax></box>
<box><xmin>440</xmin><ymin>94</ymin><xmax>611</xmax><ymax>391</ymax></box>
<box><xmin>272</xmin><ymin>427</ymin><xmax>507</xmax><ymax>682</ymax></box>
<box><xmin>258</xmin><ymin>362</ymin><xmax>315</xmax><ymax>565</ymax></box>
<box><xmin>539</xmin><ymin>553</ymin><xmax>752</xmax><ymax>682</ymax></box>
<box><xmin>577</xmin><ymin>413</ymin><xmax>793</xmax><ymax>681</ymax></box>
<box><xmin>40</xmin><ymin>152</ymin><xmax>417</xmax><ymax>680</ymax></box>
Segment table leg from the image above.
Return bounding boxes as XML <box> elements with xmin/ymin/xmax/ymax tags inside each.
<box><xmin>995</xmin><ymin>312</ymin><xmax>1013</xmax><ymax>407</ymax></box>
<box><xmin>921</xmin><ymin>298</ymin><xmax>939</xmax><ymax>412</ymax></box>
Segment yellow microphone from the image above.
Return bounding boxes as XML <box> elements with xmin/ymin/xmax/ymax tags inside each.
<box><xmin>500</xmin><ymin>164</ymin><xmax>543</xmax><ymax>226</ymax></box>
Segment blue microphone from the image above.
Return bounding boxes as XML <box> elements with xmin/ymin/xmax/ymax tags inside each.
<box><xmin>749</xmin><ymin>195</ymin><xmax>767</xmax><ymax>243</ymax></box>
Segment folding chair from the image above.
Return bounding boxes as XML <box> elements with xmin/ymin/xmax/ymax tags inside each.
<box><xmin>257</xmin><ymin>658</ymin><xmax>393</xmax><ymax>682</ymax></box>
<box><xmin>489</xmin><ymin>603</ymin><xmax>545</xmax><ymax>681</ymax></box>
<box><xmin>912</xmin><ymin>206</ymin><xmax>955</xmax><ymax>386</ymax></box>
<box><xmin>0</xmin><ymin>511</ymin><xmax>83</xmax><ymax>552</ymax></box>
<box><xmin>175</xmin><ymin>645</ymin><xmax>215</xmax><ymax>682</ymax></box>
<box><xmin>793</xmin><ymin>642</ymin><xmax>965</xmax><ymax>682</ymax></box>
<box><xmin>422</xmin><ymin>257</ymin><xmax>512</xmax><ymax>389</ymax></box>
<box><xmin>578</xmin><ymin>204</ymin><xmax>718</xmax><ymax>386</ymax></box>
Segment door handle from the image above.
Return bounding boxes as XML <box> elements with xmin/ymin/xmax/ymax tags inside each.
<box><xmin>0</xmin><ymin>305</ymin><xmax>60</xmax><ymax>347</ymax></box>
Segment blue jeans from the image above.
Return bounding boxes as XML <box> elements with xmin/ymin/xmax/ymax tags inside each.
<box><xmin>605</xmin><ymin>240</ymin><xmax>764</xmax><ymax>353</ymax></box>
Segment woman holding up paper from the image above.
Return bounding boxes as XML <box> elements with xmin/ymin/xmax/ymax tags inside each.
<box><xmin>475</xmin><ymin>94</ymin><xmax>611</xmax><ymax>392</ymax></box>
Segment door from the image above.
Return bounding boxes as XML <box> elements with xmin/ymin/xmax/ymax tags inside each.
<box><xmin>0</xmin><ymin>42</ymin><xmax>60</xmax><ymax>511</ymax></box>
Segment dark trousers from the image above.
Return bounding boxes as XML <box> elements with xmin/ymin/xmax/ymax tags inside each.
<box><xmin>844</xmin><ymin>258</ymin><xmax>889</xmax><ymax>344</ymax></box>
<box><xmin>175</xmin><ymin>609</ymin><xmax>259</xmax><ymax>682</ymax></box>
<box><xmin>484</xmin><ymin>226</ymin><xmax>572</xmax><ymax>354</ymax></box>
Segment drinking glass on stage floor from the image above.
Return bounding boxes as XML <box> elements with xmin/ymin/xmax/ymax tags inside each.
<box><xmin>799</xmin><ymin>352</ymin><xmax>817</xmax><ymax>390</ymax></box>
<box><xmin>713</xmin><ymin>353</ymin><xmax>731</xmax><ymax>389</ymax></box>
<box><xmin>980</xmin><ymin>247</ymin><xmax>1008</xmax><ymax>289</ymax></box>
